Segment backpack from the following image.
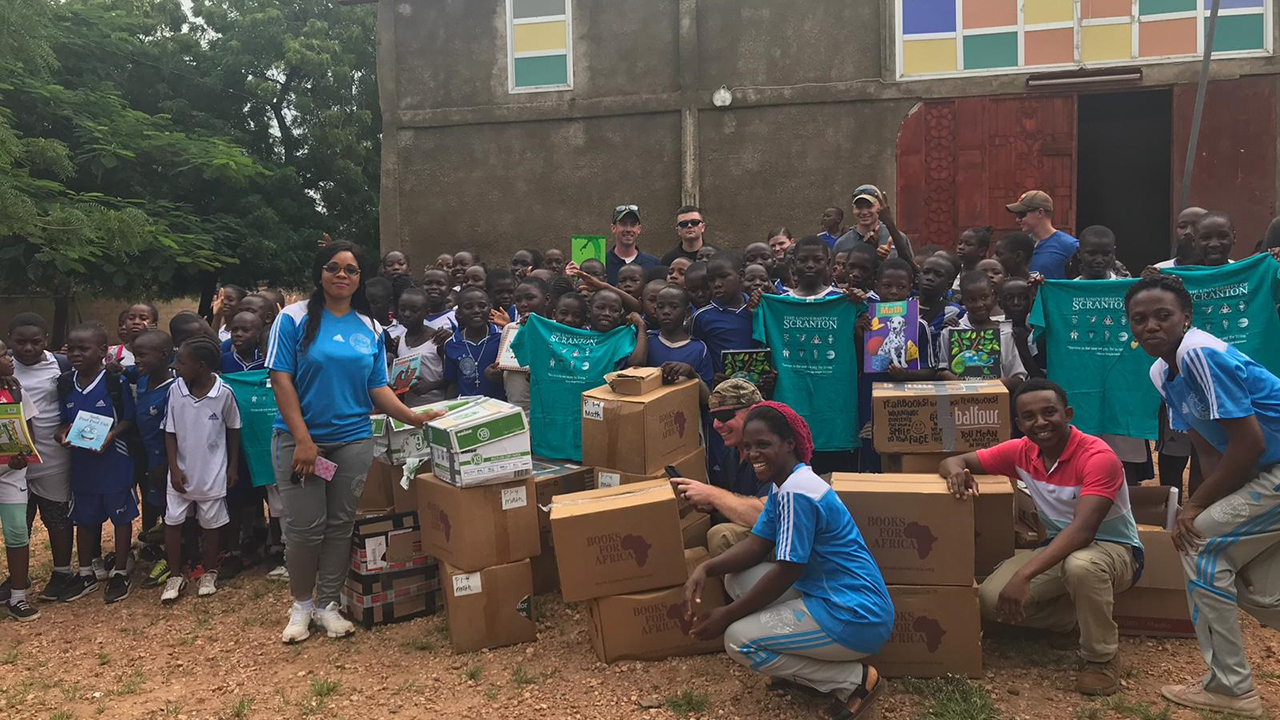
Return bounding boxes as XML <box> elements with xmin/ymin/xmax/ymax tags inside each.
<box><xmin>57</xmin><ymin>368</ymin><xmax>147</xmax><ymax>467</ymax></box>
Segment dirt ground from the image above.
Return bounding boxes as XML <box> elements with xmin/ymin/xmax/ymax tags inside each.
<box><xmin>2</xmin><ymin>522</ymin><xmax>1277</xmax><ymax>720</ymax></box>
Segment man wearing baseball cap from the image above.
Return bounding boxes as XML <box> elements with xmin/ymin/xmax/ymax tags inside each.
<box><xmin>605</xmin><ymin>204</ymin><xmax>659</xmax><ymax>285</ymax></box>
<box><xmin>1007</xmin><ymin>190</ymin><xmax>1078</xmax><ymax>280</ymax></box>
<box><xmin>671</xmin><ymin>379</ymin><xmax>772</xmax><ymax>556</ymax></box>
<box><xmin>832</xmin><ymin>184</ymin><xmax>915</xmax><ymax>261</ymax></box>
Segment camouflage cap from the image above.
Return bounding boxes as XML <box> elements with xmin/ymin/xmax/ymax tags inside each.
<box><xmin>709</xmin><ymin>378</ymin><xmax>762</xmax><ymax>410</ymax></box>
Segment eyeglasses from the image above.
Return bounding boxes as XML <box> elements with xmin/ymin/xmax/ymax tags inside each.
<box><xmin>677</xmin><ymin>219</ymin><xmax>704</xmax><ymax>229</ymax></box>
<box><xmin>710</xmin><ymin>408</ymin><xmax>739</xmax><ymax>423</ymax></box>
<box><xmin>615</xmin><ymin>205</ymin><xmax>639</xmax><ymax>212</ymax></box>
<box><xmin>322</xmin><ymin>263</ymin><xmax>361</xmax><ymax>277</ymax></box>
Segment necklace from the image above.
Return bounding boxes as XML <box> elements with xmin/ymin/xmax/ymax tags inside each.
<box><xmin>457</xmin><ymin>329</ymin><xmax>491</xmax><ymax>379</ymax></box>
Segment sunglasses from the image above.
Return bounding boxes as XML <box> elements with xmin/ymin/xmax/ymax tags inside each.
<box><xmin>322</xmin><ymin>263</ymin><xmax>362</xmax><ymax>277</ymax></box>
<box><xmin>1015</xmin><ymin>210</ymin><xmax>1038</xmax><ymax>220</ymax></box>
<box><xmin>710</xmin><ymin>408</ymin><xmax>740</xmax><ymax>424</ymax></box>
<box><xmin>677</xmin><ymin>219</ymin><xmax>704</xmax><ymax>229</ymax></box>
<box><xmin>615</xmin><ymin>205</ymin><xmax>639</xmax><ymax>212</ymax></box>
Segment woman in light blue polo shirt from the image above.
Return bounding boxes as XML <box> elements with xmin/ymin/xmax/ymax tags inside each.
<box><xmin>267</xmin><ymin>241</ymin><xmax>437</xmax><ymax>644</ymax></box>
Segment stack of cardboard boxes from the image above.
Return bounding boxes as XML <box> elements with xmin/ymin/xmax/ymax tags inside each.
<box><xmin>1115</xmin><ymin>486</ymin><xmax>1192</xmax><ymax>637</ymax></box>
<box><xmin>872</xmin><ymin>380</ymin><xmax>1011</xmax><ymax>475</ymax></box>
<box><xmin>833</xmin><ymin>474</ymin><xmax>1017</xmax><ymax>678</ymax></box>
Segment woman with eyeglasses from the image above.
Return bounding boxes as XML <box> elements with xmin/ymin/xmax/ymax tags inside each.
<box><xmin>266</xmin><ymin>241</ymin><xmax>441</xmax><ymax>644</ymax></box>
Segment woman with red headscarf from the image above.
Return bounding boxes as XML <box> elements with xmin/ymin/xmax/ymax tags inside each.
<box><xmin>683</xmin><ymin>402</ymin><xmax>894</xmax><ymax>720</ymax></box>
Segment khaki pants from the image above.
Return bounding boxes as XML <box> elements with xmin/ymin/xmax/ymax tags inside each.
<box><xmin>979</xmin><ymin>541</ymin><xmax>1137</xmax><ymax>663</ymax></box>
<box><xmin>708</xmin><ymin>522</ymin><xmax>751</xmax><ymax>557</ymax></box>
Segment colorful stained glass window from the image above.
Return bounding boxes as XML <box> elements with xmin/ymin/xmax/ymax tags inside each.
<box><xmin>508</xmin><ymin>0</ymin><xmax>572</xmax><ymax>92</ymax></box>
<box><xmin>897</xmin><ymin>0</ymin><xmax>1273</xmax><ymax>78</ymax></box>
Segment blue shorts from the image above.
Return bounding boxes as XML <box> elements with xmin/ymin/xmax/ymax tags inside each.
<box><xmin>70</xmin><ymin>489</ymin><xmax>139</xmax><ymax>528</ymax></box>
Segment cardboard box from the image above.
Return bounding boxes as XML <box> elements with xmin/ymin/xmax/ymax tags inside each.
<box><xmin>833</xmin><ymin>474</ymin><xmax>975</xmax><ymax>586</ymax></box>
<box><xmin>681</xmin><ymin>511</ymin><xmax>710</xmax><ymax>549</ymax></box>
<box><xmin>428</xmin><ymin>398</ymin><xmax>533</xmax><ymax>487</ymax></box>
<box><xmin>442</xmin><ymin>559</ymin><xmax>536</xmax><ymax>652</ymax></box>
<box><xmin>531</xmin><ymin>532</ymin><xmax>559</xmax><ymax>595</ymax></box>
<box><xmin>606</xmin><ymin>367</ymin><xmax>664</xmax><ymax>396</ymax></box>
<box><xmin>416</xmin><ymin>473</ymin><xmax>540</xmax><ymax>572</ymax></box>
<box><xmin>1135</xmin><ymin>525</ymin><xmax>1184</xmax><ymax>590</ymax></box>
<box><xmin>549</xmin><ymin>479</ymin><xmax>688</xmax><ymax>602</ymax></box>
<box><xmin>1130</xmin><ymin>485</ymin><xmax>1178</xmax><ymax>528</ymax></box>
<box><xmin>340</xmin><ymin>565</ymin><xmax>439</xmax><ymax>629</ymax></box>
<box><xmin>1114</xmin><ymin>587</ymin><xmax>1193</xmax><ymax>637</ymax></box>
<box><xmin>872</xmin><ymin>381</ymin><xmax>1010</xmax><ymax>454</ymax></box>
<box><xmin>373</xmin><ymin>398</ymin><xmax>477</xmax><ymax>465</ymax></box>
<box><xmin>581</xmin><ymin>379</ymin><xmax>700</xmax><ymax>477</ymax></box>
<box><xmin>532</xmin><ymin>460</ymin><xmax>595</xmax><ymax>534</ymax></box>
<box><xmin>587</xmin><ymin>548</ymin><xmax>726</xmax><ymax>663</ymax></box>
<box><xmin>881</xmin><ymin>452</ymin><xmax>958</xmax><ymax>474</ymax></box>
<box><xmin>594</xmin><ymin>446</ymin><xmax>708</xmax><ymax>489</ymax></box>
<box><xmin>350</xmin><ymin>512</ymin><xmax>424</xmax><ymax>572</ymax></box>
<box><xmin>869</xmin><ymin>584</ymin><xmax>983</xmax><ymax>678</ymax></box>
<box><xmin>366</xmin><ymin>459</ymin><xmax>421</xmax><ymax>516</ymax></box>
<box><xmin>359</xmin><ymin>460</ymin><xmax>397</xmax><ymax>514</ymax></box>
<box><xmin>973</xmin><ymin>476</ymin><xmax>1015</xmax><ymax>578</ymax></box>
<box><xmin>1014</xmin><ymin>483</ymin><xmax>1045</xmax><ymax>544</ymax></box>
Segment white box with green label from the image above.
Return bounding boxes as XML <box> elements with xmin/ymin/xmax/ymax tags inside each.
<box><xmin>374</xmin><ymin>398</ymin><xmax>478</xmax><ymax>464</ymax></box>
<box><xmin>428</xmin><ymin>398</ymin><xmax>532</xmax><ymax>487</ymax></box>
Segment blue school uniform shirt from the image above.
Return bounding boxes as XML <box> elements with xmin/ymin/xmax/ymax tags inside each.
<box><xmin>1152</xmin><ymin>327</ymin><xmax>1280</xmax><ymax>467</ymax></box>
<box><xmin>221</xmin><ymin>348</ymin><xmax>265</xmax><ymax>374</ymax></box>
<box><xmin>266</xmin><ymin>302</ymin><xmax>389</xmax><ymax>444</ymax></box>
<box><xmin>443</xmin><ymin>324</ymin><xmax>505</xmax><ymax>400</ymax></box>
<box><xmin>1029</xmin><ymin>230</ymin><xmax>1079</xmax><ymax>280</ymax></box>
<box><xmin>134</xmin><ymin>371</ymin><xmax>175</xmax><ymax>472</ymax></box>
<box><xmin>691</xmin><ymin>295</ymin><xmax>758</xmax><ymax>374</ymax></box>
<box><xmin>646</xmin><ymin>332</ymin><xmax>715</xmax><ymax>386</ymax></box>
<box><xmin>751</xmin><ymin>464</ymin><xmax>894</xmax><ymax>654</ymax></box>
<box><xmin>60</xmin><ymin>369</ymin><xmax>136</xmax><ymax>494</ymax></box>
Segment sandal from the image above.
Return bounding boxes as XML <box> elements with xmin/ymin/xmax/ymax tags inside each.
<box><xmin>828</xmin><ymin>665</ymin><xmax>884</xmax><ymax>720</ymax></box>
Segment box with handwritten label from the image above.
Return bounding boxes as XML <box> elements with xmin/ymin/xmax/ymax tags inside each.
<box><xmin>415</xmin><ymin>473</ymin><xmax>539</xmax><ymax>572</ymax></box>
<box><xmin>441</xmin><ymin>559</ymin><xmax>536</xmax><ymax>652</ymax></box>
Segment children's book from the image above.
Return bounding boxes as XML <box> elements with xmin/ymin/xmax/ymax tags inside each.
<box><xmin>496</xmin><ymin>323</ymin><xmax>528</xmax><ymax>372</ymax></box>
<box><xmin>67</xmin><ymin>410</ymin><xmax>114</xmax><ymax>452</ymax></box>
<box><xmin>721</xmin><ymin>349</ymin><xmax>774</xmax><ymax>386</ymax></box>
<box><xmin>864</xmin><ymin>299</ymin><xmax>921</xmax><ymax>372</ymax></box>
<box><xmin>0</xmin><ymin>402</ymin><xmax>41</xmax><ymax>464</ymax></box>
<box><xmin>571</xmin><ymin>235</ymin><xmax>607</xmax><ymax>267</ymax></box>
<box><xmin>948</xmin><ymin>328</ymin><xmax>1001</xmax><ymax>380</ymax></box>
<box><xmin>390</xmin><ymin>355</ymin><xmax>422</xmax><ymax>395</ymax></box>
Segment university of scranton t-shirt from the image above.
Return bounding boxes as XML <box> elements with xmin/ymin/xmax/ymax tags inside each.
<box><xmin>510</xmin><ymin>314</ymin><xmax>637</xmax><ymax>462</ymax></box>
<box><xmin>751</xmin><ymin>465</ymin><xmax>894</xmax><ymax>654</ymax></box>
<box><xmin>1153</xmin><ymin>327</ymin><xmax>1280</xmax><ymax>467</ymax></box>
<box><xmin>1029</xmin><ymin>230</ymin><xmax>1079</xmax><ymax>280</ymax></box>
<box><xmin>443</xmin><ymin>324</ymin><xmax>505</xmax><ymax>400</ymax></box>
<box><xmin>221</xmin><ymin>369</ymin><xmax>279</xmax><ymax>488</ymax></box>
<box><xmin>976</xmin><ymin>428</ymin><xmax>1142</xmax><ymax>550</ymax></box>
<box><xmin>60</xmin><ymin>369</ymin><xmax>136</xmax><ymax>495</ymax></box>
<box><xmin>266</xmin><ymin>302</ymin><xmax>388</xmax><ymax>444</ymax></box>
<box><xmin>753</xmin><ymin>294</ymin><xmax>864</xmax><ymax>451</ymax></box>
<box><xmin>646</xmin><ymin>332</ymin><xmax>715</xmax><ymax>386</ymax></box>
<box><xmin>162</xmin><ymin>376</ymin><xmax>243</xmax><ymax>501</ymax></box>
<box><xmin>692</xmin><ymin>296</ymin><xmax>758</xmax><ymax>374</ymax></box>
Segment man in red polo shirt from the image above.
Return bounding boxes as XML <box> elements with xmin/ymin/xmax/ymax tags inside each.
<box><xmin>939</xmin><ymin>378</ymin><xmax>1142</xmax><ymax>697</ymax></box>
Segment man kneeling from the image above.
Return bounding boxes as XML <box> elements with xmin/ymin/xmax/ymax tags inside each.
<box><xmin>939</xmin><ymin>379</ymin><xmax>1143</xmax><ymax>696</ymax></box>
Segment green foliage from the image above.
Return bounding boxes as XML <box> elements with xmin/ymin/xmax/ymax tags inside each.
<box><xmin>664</xmin><ymin>689</ymin><xmax>711</xmax><ymax>716</ymax></box>
<box><xmin>898</xmin><ymin>677</ymin><xmax>1000</xmax><ymax>720</ymax></box>
<box><xmin>0</xmin><ymin>0</ymin><xmax>379</xmax><ymax>302</ymax></box>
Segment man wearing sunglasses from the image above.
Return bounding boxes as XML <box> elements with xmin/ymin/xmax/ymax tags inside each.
<box><xmin>661</xmin><ymin>205</ymin><xmax>709</xmax><ymax>266</ymax></box>
<box><xmin>832</xmin><ymin>184</ymin><xmax>914</xmax><ymax>263</ymax></box>
<box><xmin>671</xmin><ymin>379</ymin><xmax>772</xmax><ymax>557</ymax></box>
<box><xmin>1007</xmin><ymin>190</ymin><xmax>1078</xmax><ymax>280</ymax></box>
<box><xmin>605</xmin><ymin>205</ymin><xmax>659</xmax><ymax>285</ymax></box>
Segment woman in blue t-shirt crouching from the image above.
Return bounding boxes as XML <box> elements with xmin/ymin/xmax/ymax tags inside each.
<box><xmin>683</xmin><ymin>402</ymin><xmax>893</xmax><ymax>720</ymax></box>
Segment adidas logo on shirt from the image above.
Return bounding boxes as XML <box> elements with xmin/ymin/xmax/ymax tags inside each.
<box><xmin>95</xmin><ymin>400</ymin><xmax>108</xmax><ymax>408</ymax></box>
<box><xmin>208</xmin><ymin>412</ymin><xmax>220</xmax><ymax>421</ymax></box>
<box><xmin>333</xmin><ymin>334</ymin><xmax>345</xmax><ymax>342</ymax></box>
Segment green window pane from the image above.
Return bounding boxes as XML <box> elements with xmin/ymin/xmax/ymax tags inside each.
<box><xmin>1138</xmin><ymin>0</ymin><xmax>1197</xmax><ymax>16</ymax></box>
<box><xmin>514</xmin><ymin>54</ymin><xmax>569</xmax><ymax>88</ymax></box>
<box><xmin>1210</xmin><ymin>13</ymin><xmax>1265</xmax><ymax>52</ymax></box>
<box><xmin>963</xmin><ymin>32</ymin><xmax>1018</xmax><ymax>70</ymax></box>
<box><xmin>513</xmin><ymin>0</ymin><xmax>564</xmax><ymax>19</ymax></box>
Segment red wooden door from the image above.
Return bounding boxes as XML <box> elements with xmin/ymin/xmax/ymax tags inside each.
<box><xmin>897</xmin><ymin>95</ymin><xmax>1078</xmax><ymax>250</ymax></box>
<box><xmin>1171</xmin><ymin>76</ymin><xmax>1277</xmax><ymax>258</ymax></box>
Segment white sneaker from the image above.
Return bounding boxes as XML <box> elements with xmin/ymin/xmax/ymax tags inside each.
<box><xmin>282</xmin><ymin>602</ymin><xmax>312</xmax><ymax>644</ymax></box>
<box><xmin>267</xmin><ymin>565</ymin><xmax>289</xmax><ymax>581</ymax></box>
<box><xmin>197</xmin><ymin>571</ymin><xmax>218</xmax><ymax>597</ymax></box>
<box><xmin>313</xmin><ymin>601</ymin><xmax>355</xmax><ymax>638</ymax></box>
<box><xmin>160</xmin><ymin>576</ymin><xmax>186</xmax><ymax>604</ymax></box>
<box><xmin>91</xmin><ymin>557</ymin><xmax>108</xmax><ymax>582</ymax></box>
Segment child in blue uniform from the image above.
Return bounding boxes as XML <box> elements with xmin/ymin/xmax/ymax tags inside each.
<box><xmin>444</xmin><ymin>287</ymin><xmax>505</xmax><ymax>400</ymax></box>
<box><xmin>221</xmin><ymin>311</ymin><xmax>266</xmax><ymax>373</ymax></box>
<box><xmin>692</xmin><ymin>253</ymin><xmax>757</xmax><ymax>374</ymax></box>
<box><xmin>56</xmin><ymin>322</ymin><xmax>138</xmax><ymax>604</ymax></box>
<box><xmin>684</xmin><ymin>402</ymin><xmax>892</xmax><ymax>720</ymax></box>
<box><xmin>647</xmin><ymin>285</ymin><xmax>715</xmax><ymax>387</ymax></box>
<box><xmin>131</xmin><ymin>330</ymin><xmax>177</xmax><ymax>583</ymax></box>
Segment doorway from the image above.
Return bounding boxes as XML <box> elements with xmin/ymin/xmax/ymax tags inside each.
<box><xmin>1076</xmin><ymin>90</ymin><xmax>1173</xmax><ymax>271</ymax></box>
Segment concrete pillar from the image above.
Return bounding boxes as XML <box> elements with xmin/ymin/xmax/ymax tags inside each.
<box><xmin>376</xmin><ymin>0</ymin><xmax>401</xmax><ymax>255</ymax></box>
<box><xmin>678</xmin><ymin>0</ymin><xmax>700</xmax><ymax>207</ymax></box>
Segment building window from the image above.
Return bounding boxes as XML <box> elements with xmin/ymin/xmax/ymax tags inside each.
<box><xmin>895</xmin><ymin>0</ymin><xmax>1273</xmax><ymax>79</ymax></box>
<box><xmin>507</xmin><ymin>0</ymin><xmax>572</xmax><ymax>92</ymax></box>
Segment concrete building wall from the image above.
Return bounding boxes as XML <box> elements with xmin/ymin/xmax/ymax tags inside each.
<box><xmin>378</xmin><ymin>0</ymin><xmax>1280</xmax><ymax>268</ymax></box>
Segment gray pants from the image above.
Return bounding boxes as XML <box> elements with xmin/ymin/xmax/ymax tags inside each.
<box><xmin>1182</xmin><ymin>465</ymin><xmax>1280</xmax><ymax>696</ymax></box>
<box><xmin>723</xmin><ymin>563</ymin><xmax>868</xmax><ymax>701</ymax></box>
<box><xmin>272</xmin><ymin>431</ymin><xmax>374</xmax><ymax>607</ymax></box>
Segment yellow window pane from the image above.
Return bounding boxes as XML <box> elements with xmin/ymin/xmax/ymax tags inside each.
<box><xmin>513</xmin><ymin>20</ymin><xmax>567</xmax><ymax>54</ymax></box>
<box><xmin>1081</xmin><ymin>23</ymin><xmax>1133</xmax><ymax>61</ymax></box>
<box><xmin>902</xmin><ymin>38</ymin><xmax>958</xmax><ymax>75</ymax></box>
<box><xmin>1024</xmin><ymin>0</ymin><xmax>1074</xmax><ymax>25</ymax></box>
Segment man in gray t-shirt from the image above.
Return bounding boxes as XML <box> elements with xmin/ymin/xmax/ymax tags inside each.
<box><xmin>832</xmin><ymin>183</ymin><xmax>913</xmax><ymax>262</ymax></box>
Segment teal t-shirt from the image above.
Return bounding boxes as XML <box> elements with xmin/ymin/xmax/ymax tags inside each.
<box><xmin>221</xmin><ymin>369</ymin><xmax>278</xmax><ymax>488</ymax></box>
<box><xmin>752</xmin><ymin>294</ymin><xmax>864</xmax><ymax>451</ymax></box>
<box><xmin>509</xmin><ymin>314</ymin><xmax>638</xmax><ymax>461</ymax></box>
<box><xmin>1029</xmin><ymin>254</ymin><xmax>1280</xmax><ymax>439</ymax></box>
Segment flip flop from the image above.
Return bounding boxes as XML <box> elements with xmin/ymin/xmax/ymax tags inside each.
<box><xmin>828</xmin><ymin>665</ymin><xmax>884</xmax><ymax>720</ymax></box>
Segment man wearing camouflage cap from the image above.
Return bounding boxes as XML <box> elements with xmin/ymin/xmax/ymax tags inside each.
<box><xmin>671</xmin><ymin>379</ymin><xmax>772</xmax><ymax>556</ymax></box>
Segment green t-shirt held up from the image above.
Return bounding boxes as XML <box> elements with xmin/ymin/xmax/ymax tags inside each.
<box><xmin>220</xmin><ymin>369</ymin><xmax>278</xmax><ymax>488</ymax></box>
<box><xmin>510</xmin><ymin>314</ymin><xmax>638</xmax><ymax>462</ymax></box>
<box><xmin>753</xmin><ymin>294</ymin><xmax>864</xmax><ymax>452</ymax></box>
<box><xmin>1029</xmin><ymin>254</ymin><xmax>1280</xmax><ymax>440</ymax></box>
